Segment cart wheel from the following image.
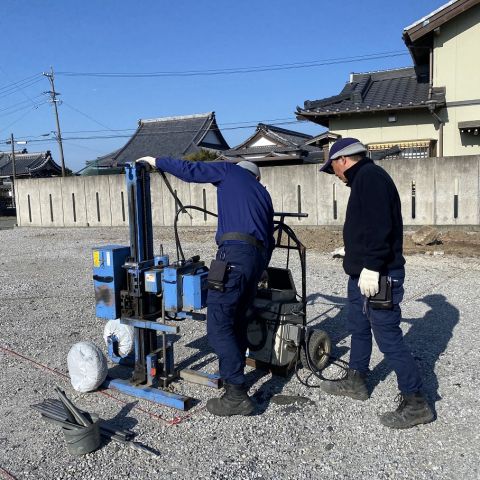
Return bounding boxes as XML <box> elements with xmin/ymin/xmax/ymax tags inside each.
<box><xmin>300</xmin><ymin>329</ymin><xmax>331</xmax><ymax>371</ymax></box>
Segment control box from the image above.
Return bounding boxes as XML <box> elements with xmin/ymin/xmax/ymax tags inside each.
<box><xmin>92</xmin><ymin>245</ymin><xmax>130</xmax><ymax>319</ymax></box>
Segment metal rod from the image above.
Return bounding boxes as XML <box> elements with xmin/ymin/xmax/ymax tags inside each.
<box><xmin>39</xmin><ymin>414</ymin><xmax>157</xmax><ymax>456</ymax></box>
<box><xmin>161</xmin><ymin>295</ymin><xmax>168</xmax><ymax>387</ymax></box>
<box><xmin>54</xmin><ymin>387</ymin><xmax>91</xmax><ymax>427</ymax></box>
<box><xmin>44</xmin><ymin>397</ymin><xmax>77</xmax><ymax>424</ymax></box>
<box><xmin>32</xmin><ymin>402</ymin><xmax>133</xmax><ymax>440</ymax></box>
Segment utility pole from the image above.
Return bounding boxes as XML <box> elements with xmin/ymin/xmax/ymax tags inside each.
<box><xmin>10</xmin><ymin>133</ymin><xmax>17</xmax><ymax>208</ymax></box>
<box><xmin>43</xmin><ymin>67</ymin><xmax>66</xmax><ymax>177</ymax></box>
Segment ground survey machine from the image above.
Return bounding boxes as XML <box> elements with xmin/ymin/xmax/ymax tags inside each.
<box><xmin>92</xmin><ymin>162</ymin><xmax>330</xmax><ymax>410</ymax></box>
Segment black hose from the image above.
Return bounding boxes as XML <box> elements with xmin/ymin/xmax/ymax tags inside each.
<box><xmin>173</xmin><ymin>205</ymin><xmax>218</xmax><ymax>262</ymax></box>
<box><xmin>294</xmin><ymin>331</ymin><xmax>349</xmax><ymax>388</ymax></box>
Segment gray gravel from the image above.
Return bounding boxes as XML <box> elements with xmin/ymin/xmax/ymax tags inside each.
<box><xmin>0</xmin><ymin>226</ymin><xmax>479</xmax><ymax>480</ymax></box>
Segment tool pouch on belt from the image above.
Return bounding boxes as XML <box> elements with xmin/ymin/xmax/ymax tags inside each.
<box><xmin>207</xmin><ymin>259</ymin><xmax>228</xmax><ymax>292</ymax></box>
<box><xmin>369</xmin><ymin>275</ymin><xmax>393</xmax><ymax>310</ymax></box>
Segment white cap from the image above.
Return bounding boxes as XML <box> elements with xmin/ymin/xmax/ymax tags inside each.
<box><xmin>237</xmin><ymin>160</ymin><xmax>260</xmax><ymax>180</ymax></box>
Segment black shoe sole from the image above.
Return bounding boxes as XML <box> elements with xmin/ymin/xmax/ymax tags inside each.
<box><xmin>379</xmin><ymin>413</ymin><xmax>435</xmax><ymax>429</ymax></box>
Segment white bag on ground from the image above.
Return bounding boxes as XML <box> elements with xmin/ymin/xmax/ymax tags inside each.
<box><xmin>67</xmin><ymin>341</ymin><xmax>108</xmax><ymax>393</ymax></box>
<box><xmin>103</xmin><ymin>318</ymin><xmax>134</xmax><ymax>357</ymax></box>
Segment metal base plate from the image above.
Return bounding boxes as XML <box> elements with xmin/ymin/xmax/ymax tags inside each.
<box><xmin>103</xmin><ymin>377</ymin><xmax>193</xmax><ymax>411</ymax></box>
<box><xmin>179</xmin><ymin>369</ymin><xmax>222</xmax><ymax>389</ymax></box>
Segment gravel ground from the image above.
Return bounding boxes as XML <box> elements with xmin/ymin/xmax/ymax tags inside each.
<box><xmin>0</xmin><ymin>226</ymin><xmax>479</xmax><ymax>480</ymax></box>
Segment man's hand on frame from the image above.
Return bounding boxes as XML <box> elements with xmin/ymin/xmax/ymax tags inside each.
<box><xmin>358</xmin><ymin>268</ymin><xmax>380</xmax><ymax>297</ymax></box>
<box><xmin>135</xmin><ymin>156</ymin><xmax>157</xmax><ymax>170</ymax></box>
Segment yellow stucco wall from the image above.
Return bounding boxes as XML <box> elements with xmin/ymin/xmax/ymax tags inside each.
<box><xmin>330</xmin><ymin>110</ymin><xmax>438</xmax><ymax>145</ymax></box>
<box><xmin>434</xmin><ymin>4</ymin><xmax>480</xmax><ymax>155</ymax></box>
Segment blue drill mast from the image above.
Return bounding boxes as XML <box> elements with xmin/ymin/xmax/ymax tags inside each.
<box><xmin>92</xmin><ymin>163</ymin><xmax>218</xmax><ymax>410</ymax></box>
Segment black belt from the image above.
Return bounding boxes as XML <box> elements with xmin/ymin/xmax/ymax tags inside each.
<box><xmin>219</xmin><ymin>232</ymin><xmax>265</xmax><ymax>251</ymax></box>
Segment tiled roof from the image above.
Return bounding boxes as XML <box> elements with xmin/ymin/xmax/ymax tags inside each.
<box><xmin>229</xmin><ymin>123</ymin><xmax>313</xmax><ymax>152</ymax></box>
<box><xmin>297</xmin><ymin>67</ymin><xmax>445</xmax><ymax>127</ymax></box>
<box><xmin>304</xmin><ymin>131</ymin><xmax>340</xmax><ymax>147</ymax></box>
<box><xmin>0</xmin><ymin>151</ymin><xmax>61</xmax><ymax>177</ymax></box>
<box><xmin>89</xmin><ymin>112</ymin><xmax>229</xmax><ymax>168</ymax></box>
<box><xmin>222</xmin><ymin>123</ymin><xmax>322</xmax><ymax>164</ymax></box>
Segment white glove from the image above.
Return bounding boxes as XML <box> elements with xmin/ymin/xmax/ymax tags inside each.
<box><xmin>135</xmin><ymin>156</ymin><xmax>157</xmax><ymax>169</ymax></box>
<box><xmin>358</xmin><ymin>268</ymin><xmax>380</xmax><ymax>297</ymax></box>
<box><xmin>332</xmin><ymin>246</ymin><xmax>345</xmax><ymax>258</ymax></box>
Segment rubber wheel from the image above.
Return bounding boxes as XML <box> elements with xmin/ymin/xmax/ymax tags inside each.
<box><xmin>300</xmin><ymin>329</ymin><xmax>331</xmax><ymax>371</ymax></box>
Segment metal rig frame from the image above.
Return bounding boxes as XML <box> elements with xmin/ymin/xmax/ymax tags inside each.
<box><xmin>103</xmin><ymin>163</ymin><xmax>220</xmax><ymax>410</ymax></box>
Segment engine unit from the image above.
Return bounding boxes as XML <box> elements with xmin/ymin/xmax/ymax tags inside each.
<box><xmin>246</xmin><ymin>267</ymin><xmax>304</xmax><ymax>369</ymax></box>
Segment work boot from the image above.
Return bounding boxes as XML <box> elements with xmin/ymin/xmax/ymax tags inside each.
<box><xmin>379</xmin><ymin>392</ymin><xmax>434</xmax><ymax>429</ymax></box>
<box><xmin>320</xmin><ymin>368</ymin><xmax>369</xmax><ymax>401</ymax></box>
<box><xmin>206</xmin><ymin>383</ymin><xmax>255</xmax><ymax>416</ymax></box>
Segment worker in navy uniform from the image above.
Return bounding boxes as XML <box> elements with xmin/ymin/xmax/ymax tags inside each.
<box><xmin>318</xmin><ymin>138</ymin><xmax>434</xmax><ymax>429</ymax></box>
<box><xmin>136</xmin><ymin>156</ymin><xmax>274</xmax><ymax>416</ymax></box>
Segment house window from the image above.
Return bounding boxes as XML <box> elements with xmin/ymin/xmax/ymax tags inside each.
<box><xmin>367</xmin><ymin>140</ymin><xmax>435</xmax><ymax>159</ymax></box>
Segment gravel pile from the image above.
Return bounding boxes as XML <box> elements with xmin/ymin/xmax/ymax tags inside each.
<box><xmin>0</xmin><ymin>226</ymin><xmax>479</xmax><ymax>480</ymax></box>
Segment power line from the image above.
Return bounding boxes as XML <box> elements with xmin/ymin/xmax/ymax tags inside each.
<box><xmin>0</xmin><ymin>100</ymin><xmax>49</xmax><ymax>121</ymax></box>
<box><xmin>62</xmin><ymin>101</ymin><xmax>115</xmax><ymax>131</ymax></box>
<box><xmin>0</xmin><ymin>76</ymin><xmax>43</xmax><ymax>99</ymax></box>
<box><xmin>0</xmin><ymin>104</ymin><xmax>47</xmax><ymax>135</ymax></box>
<box><xmin>0</xmin><ymin>73</ymin><xmax>40</xmax><ymax>89</ymax></box>
<box><xmin>0</xmin><ymin>94</ymin><xmax>45</xmax><ymax>115</ymax></box>
<box><xmin>0</xmin><ymin>67</ymin><xmax>40</xmax><ymax>107</ymax></box>
<box><xmin>1</xmin><ymin>119</ymin><xmax>306</xmax><ymax>145</ymax></box>
<box><xmin>13</xmin><ymin>116</ymin><xmax>301</xmax><ymax>140</ymax></box>
<box><xmin>57</xmin><ymin>51</ymin><xmax>409</xmax><ymax>78</ymax></box>
<box><xmin>0</xmin><ymin>73</ymin><xmax>41</xmax><ymax>92</ymax></box>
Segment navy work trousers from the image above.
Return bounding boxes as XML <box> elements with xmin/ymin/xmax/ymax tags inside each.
<box><xmin>347</xmin><ymin>268</ymin><xmax>422</xmax><ymax>394</ymax></box>
<box><xmin>207</xmin><ymin>243</ymin><xmax>267</xmax><ymax>385</ymax></box>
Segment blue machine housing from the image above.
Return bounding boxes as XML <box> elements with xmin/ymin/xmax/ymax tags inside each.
<box><xmin>162</xmin><ymin>261</ymin><xmax>209</xmax><ymax>312</ymax></box>
<box><xmin>144</xmin><ymin>255</ymin><xmax>170</xmax><ymax>293</ymax></box>
<box><xmin>92</xmin><ymin>245</ymin><xmax>130</xmax><ymax>319</ymax></box>
<box><xmin>183</xmin><ymin>268</ymin><xmax>209</xmax><ymax>311</ymax></box>
<box><xmin>144</xmin><ymin>269</ymin><xmax>163</xmax><ymax>293</ymax></box>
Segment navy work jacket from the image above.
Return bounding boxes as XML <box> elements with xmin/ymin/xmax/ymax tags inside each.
<box><xmin>155</xmin><ymin>157</ymin><xmax>275</xmax><ymax>259</ymax></box>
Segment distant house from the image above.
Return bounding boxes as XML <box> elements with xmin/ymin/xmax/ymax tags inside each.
<box><xmin>296</xmin><ymin>0</ymin><xmax>480</xmax><ymax>159</ymax></box>
<box><xmin>219</xmin><ymin>123</ymin><xmax>323</xmax><ymax>166</ymax></box>
<box><xmin>0</xmin><ymin>150</ymin><xmax>61</xmax><ymax>212</ymax></box>
<box><xmin>81</xmin><ymin>112</ymin><xmax>229</xmax><ymax>175</ymax></box>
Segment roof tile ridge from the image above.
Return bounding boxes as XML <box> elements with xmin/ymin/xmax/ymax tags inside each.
<box><xmin>181</xmin><ymin>113</ymin><xmax>214</xmax><ymax>155</ymax></box>
<box><xmin>261</xmin><ymin>123</ymin><xmax>312</xmax><ymax>139</ymax></box>
<box><xmin>264</xmin><ymin>129</ymin><xmax>294</xmax><ymax>147</ymax></box>
<box><xmin>109</xmin><ymin>123</ymin><xmax>144</xmax><ymax>164</ymax></box>
<box><xmin>27</xmin><ymin>153</ymin><xmax>60</xmax><ymax>173</ymax></box>
<box><xmin>140</xmin><ymin>112</ymin><xmax>212</xmax><ymax>124</ymax></box>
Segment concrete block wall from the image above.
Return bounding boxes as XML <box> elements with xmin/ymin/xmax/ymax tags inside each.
<box><xmin>15</xmin><ymin>155</ymin><xmax>480</xmax><ymax>228</ymax></box>
<box><xmin>61</xmin><ymin>176</ymin><xmax>88</xmax><ymax>226</ymax></box>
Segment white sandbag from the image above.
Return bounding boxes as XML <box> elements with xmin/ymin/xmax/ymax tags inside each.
<box><xmin>103</xmin><ymin>318</ymin><xmax>134</xmax><ymax>357</ymax></box>
<box><xmin>67</xmin><ymin>341</ymin><xmax>108</xmax><ymax>393</ymax></box>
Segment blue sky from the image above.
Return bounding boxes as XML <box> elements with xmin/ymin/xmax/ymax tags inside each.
<box><xmin>1</xmin><ymin>0</ymin><xmax>445</xmax><ymax>172</ymax></box>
